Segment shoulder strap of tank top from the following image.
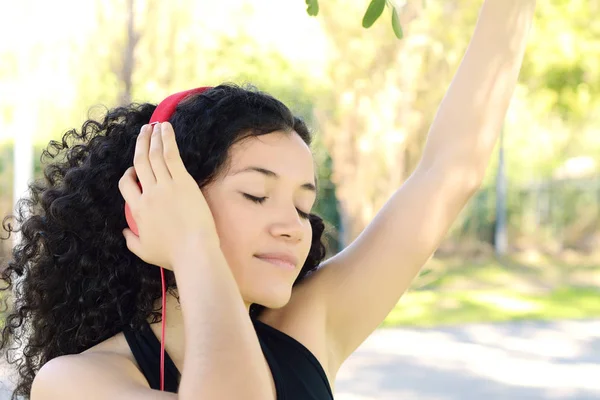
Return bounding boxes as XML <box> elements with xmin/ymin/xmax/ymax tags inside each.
<box><xmin>123</xmin><ymin>321</ymin><xmax>180</xmax><ymax>393</ymax></box>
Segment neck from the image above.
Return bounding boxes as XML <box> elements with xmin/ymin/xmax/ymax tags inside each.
<box><xmin>148</xmin><ymin>290</ymin><xmax>252</xmax><ymax>372</ymax></box>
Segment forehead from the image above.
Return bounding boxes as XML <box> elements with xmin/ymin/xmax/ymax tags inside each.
<box><xmin>226</xmin><ymin>131</ymin><xmax>316</xmax><ymax>181</ymax></box>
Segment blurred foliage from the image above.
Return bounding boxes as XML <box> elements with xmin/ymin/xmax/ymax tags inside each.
<box><xmin>0</xmin><ymin>0</ymin><xmax>342</xmax><ymax>257</ymax></box>
<box><xmin>449</xmin><ymin>178</ymin><xmax>600</xmax><ymax>253</ymax></box>
<box><xmin>491</xmin><ymin>0</ymin><xmax>600</xmax><ymax>182</ymax></box>
<box><xmin>313</xmin><ymin>0</ymin><xmax>599</xmax><ymax>249</ymax></box>
<box><xmin>1</xmin><ymin>0</ymin><xmax>599</xmax><ymax>260</ymax></box>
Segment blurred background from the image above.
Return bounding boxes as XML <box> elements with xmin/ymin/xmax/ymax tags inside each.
<box><xmin>1</xmin><ymin>0</ymin><xmax>599</xmax><ymax>399</ymax></box>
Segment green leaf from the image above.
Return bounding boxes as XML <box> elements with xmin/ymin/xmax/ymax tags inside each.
<box><xmin>305</xmin><ymin>0</ymin><xmax>319</xmax><ymax>16</ymax></box>
<box><xmin>391</xmin><ymin>6</ymin><xmax>403</xmax><ymax>39</ymax></box>
<box><xmin>362</xmin><ymin>0</ymin><xmax>386</xmax><ymax>29</ymax></box>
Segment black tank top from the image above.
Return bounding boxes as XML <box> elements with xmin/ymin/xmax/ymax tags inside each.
<box><xmin>122</xmin><ymin>317</ymin><xmax>334</xmax><ymax>399</ymax></box>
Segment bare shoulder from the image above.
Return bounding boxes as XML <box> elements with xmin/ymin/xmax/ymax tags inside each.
<box><xmin>31</xmin><ymin>335</ymin><xmax>152</xmax><ymax>400</ymax></box>
<box><xmin>81</xmin><ymin>331</ymin><xmax>135</xmax><ymax>361</ymax></box>
<box><xmin>258</xmin><ymin>274</ymin><xmax>338</xmax><ymax>390</ymax></box>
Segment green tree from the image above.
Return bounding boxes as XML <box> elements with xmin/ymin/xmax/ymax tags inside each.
<box><xmin>313</xmin><ymin>0</ymin><xmax>481</xmax><ymax>244</ymax></box>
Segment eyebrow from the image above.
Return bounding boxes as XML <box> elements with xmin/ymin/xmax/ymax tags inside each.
<box><xmin>231</xmin><ymin>166</ymin><xmax>317</xmax><ymax>193</ymax></box>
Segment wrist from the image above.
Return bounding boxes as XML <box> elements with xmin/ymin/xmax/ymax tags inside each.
<box><xmin>169</xmin><ymin>232</ymin><xmax>222</xmax><ymax>269</ymax></box>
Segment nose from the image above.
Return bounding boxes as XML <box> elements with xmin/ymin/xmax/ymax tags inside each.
<box><xmin>269</xmin><ymin>207</ymin><xmax>305</xmax><ymax>242</ymax></box>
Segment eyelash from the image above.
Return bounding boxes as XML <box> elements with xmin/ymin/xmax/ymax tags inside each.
<box><xmin>242</xmin><ymin>194</ymin><xmax>310</xmax><ymax>220</ymax></box>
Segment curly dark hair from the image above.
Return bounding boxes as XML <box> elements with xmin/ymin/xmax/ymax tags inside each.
<box><xmin>0</xmin><ymin>83</ymin><xmax>327</xmax><ymax>399</ymax></box>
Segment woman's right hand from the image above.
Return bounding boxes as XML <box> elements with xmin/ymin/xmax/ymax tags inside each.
<box><xmin>118</xmin><ymin>122</ymin><xmax>220</xmax><ymax>271</ymax></box>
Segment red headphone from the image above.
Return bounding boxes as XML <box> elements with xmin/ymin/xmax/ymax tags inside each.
<box><xmin>124</xmin><ymin>86</ymin><xmax>212</xmax><ymax>391</ymax></box>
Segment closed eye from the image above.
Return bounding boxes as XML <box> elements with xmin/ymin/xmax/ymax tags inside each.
<box><xmin>242</xmin><ymin>193</ymin><xmax>310</xmax><ymax>220</ymax></box>
<box><xmin>243</xmin><ymin>193</ymin><xmax>267</xmax><ymax>204</ymax></box>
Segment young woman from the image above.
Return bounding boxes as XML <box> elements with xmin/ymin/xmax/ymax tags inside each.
<box><xmin>0</xmin><ymin>1</ymin><xmax>536</xmax><ymax>399</ymax></box>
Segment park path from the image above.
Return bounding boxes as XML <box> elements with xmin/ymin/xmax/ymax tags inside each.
<box><xmin>334</xmin><ymin>319</ymin><xmax>600</xmax><ymax>400</ymax></box>
<box><xmin>1</xmin><ymin>319</ymin><xmax>599</xmax><ymax>399</ymax></box>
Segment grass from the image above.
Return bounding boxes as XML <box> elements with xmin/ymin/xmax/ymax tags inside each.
<box><xmin>381</xmin><ymin>286</ymin><xmax>600</xmax><ymax>327</ymax></box>
<box><xmin>381</xmin><ymin>253</ymin><xmax>600</xmax><ymax>328</ymax></box>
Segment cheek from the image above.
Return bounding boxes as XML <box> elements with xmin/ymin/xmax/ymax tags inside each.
<box><xmin>211</xmin><ymin>204</ymin><xmax>252</xmax><ymax>248</ymax></box>
<box><xmin>204</xmin><ymin>189</ymin><xmax>247</xmax><ymax>243</ymax></box>
<box><xmin>206</xmin><ymin>199</ymin><xmax>256</xmax><ymax>270</ymax></box>
<box><xmin>300</xmin><ymin>224</ymin><xmax>313</xmax><ymax>258</ymax></box>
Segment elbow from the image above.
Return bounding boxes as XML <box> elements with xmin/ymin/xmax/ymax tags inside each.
<box><xmin>421</xmin><ymin>150</ymin><xmax>488</xmax><ymax>191</ymax></box>
<box><xmin>464</xmin><ymin>168</ymin><xmax>485</xmax><ymax>194</ymax></box>
<box><xmin>459</xmin><ymin>169</ymin><xmax>485</xmax><ymax>197</ymax></box>
<box><xmin>424</xmin><ymin>159</ymin><xmax>486</xmax><ymax>195</ymax></box>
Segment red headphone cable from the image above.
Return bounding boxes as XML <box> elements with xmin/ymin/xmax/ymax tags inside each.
<box><xmin>124</xmin><ymin>86</ymin><xmax>212</xmax><ymax>391</ymax></box>
<box><xmin>160</xmin><ymin>268</ymin><xmax>166</xmax><ymax>391</ymax></box>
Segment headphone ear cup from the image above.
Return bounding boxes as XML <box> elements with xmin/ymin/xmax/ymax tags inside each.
<box><xmin>124</xmin><ymin>202</ymin><xmax>139</xmax><ymax>236</ymax></box>
<box><xmin>124</xmin><ymin>181</ymin><xmax>143</xmax><ymax>236</ymax></box>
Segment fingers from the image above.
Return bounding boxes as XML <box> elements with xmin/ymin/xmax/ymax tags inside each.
<box><xmin>122</xmin><ymin>122</ymin><xmax>184</xmax><ymax>210</ymax></box>
<box><xmin>118</xmin><ymin>166</ymin><xmax>141</xmax><ymax>206</ymax></box>
<box><xmin>149</xmin><ymin>123</ymin><xmax>173</xmax><ymax>182</ymax></box>
<box><xmin>133</xmin><ymin>123</ymin><xmax>178</xmax><ymax>188</ymax></box>
<box><xmin>122</xmin><ymin>228</ymin><xmax>142</xmax><ymax>258</ymax></box>
<box><xmin>133</xmin><ymin>125</ymin><xmax>156</xmax><ymax>186</ymax></box>
<box><xmin>160</xmin><ymin>122</ymin><xmax>189</xmax><ymax>179</ymax></box>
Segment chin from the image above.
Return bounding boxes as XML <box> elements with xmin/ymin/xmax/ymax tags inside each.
<box><xmin>246</xmin><ymin>284</ymin><xmax>293</xmax><ymax>310</ymax></box>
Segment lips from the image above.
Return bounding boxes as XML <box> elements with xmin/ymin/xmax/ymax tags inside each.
<box><xmin>254</xmin><ymin>252</ymin><xmax>298</xmax><ymax>270</ymax></box>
